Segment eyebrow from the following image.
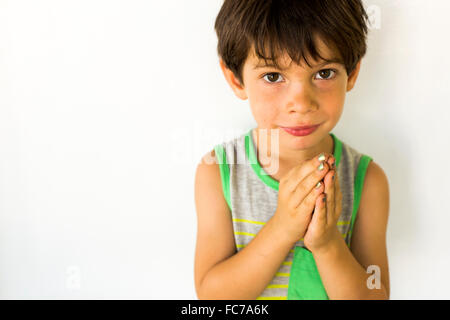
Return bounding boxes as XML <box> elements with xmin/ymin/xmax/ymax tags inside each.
<box><xmin>253</xmin><ymin>58</ymin><xmax>343</xmax><ymax>70</ymax></box>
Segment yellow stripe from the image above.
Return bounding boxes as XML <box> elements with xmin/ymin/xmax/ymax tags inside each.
<box><xmin>234</xmin><ymin>218</ymin><xmax>350</xmax><ymax>227</ymax></box>
<box><xmin>238</xmin><ymin>233</ymin><xmax>348</xmax><ymax>250</ymax></box>
<box><xmin>298</xmin><ymin>233</ymin><xmax>349</xmax><ymax>241</ymax></box>
<box><xmin>275</xmin><ymin>272</ymin><xmax>290</xmax><ymax>277</ymax></box>
<box><xmin>232</xmin><ymin>218</ymin><xmax>266</xmax><ymax>225</ymax></box>
<box><xmin>266</xmin><ymin>284</ymin><xmax>289</xmax><ymax>289</ymax></box>
<box><xmin>257</xmin><ymin>296</ymin><xmax>287</xmax><ymax>300</ymax></box>
<box><xmin>234</xmin><ymin>231</ymin><xmax>256</xmax><ymax>237</ymax></box>
<box><xmin>233</xmin><ymin>218</ymin><xmax>351</xmax><ymax>241</ymax></box>
<box><xmin>234</xmin><ymin>219</ymin><xmax>350</xmax><ymax>240</ymax></box>
<box><xmin>237</xmin><ymin>246</ymin><xmax>291</xmax><ymax>266</ymax></box>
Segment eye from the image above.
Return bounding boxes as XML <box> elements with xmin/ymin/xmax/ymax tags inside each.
<box><xmin>315</xmin><ymin>69</ymin><xmax>337</xmax><ymax>80</ymax></box>
<box><xmin>262</xmin><ymin>72</ymin><xmax>284</xmax><ymax>84</ymax></box>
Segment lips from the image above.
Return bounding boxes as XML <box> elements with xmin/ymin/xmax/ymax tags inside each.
<box><xmin>283</xmin><ymin>124</ymin><xmax>319</xmax><ymax>130</ymax></box>
<box><xmin>281</xmin><ymin>124</ymin><xmax>321</xmax><ymax>137</ymax></box>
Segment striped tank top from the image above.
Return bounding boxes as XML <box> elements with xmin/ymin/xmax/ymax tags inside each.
<box><xmin>213</xmin><ymin>128</ymin><xmax>372</xmax><ymax>300</ymax></box>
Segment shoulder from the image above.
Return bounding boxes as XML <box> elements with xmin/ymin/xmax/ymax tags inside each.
<box><xmin>362</xmin><ymin>160</ymin><xmax>390</xmax><ymax>213</ymax></box>
<box><xmin>198</xmin><ymin>148</ymin><xmax>218</xmax><ymax>166</ymax></box>
<box><xmin>365</xmin><ymin>160</ymin><xmax>389</xmax><ymax>192</ymax></box>
<box><xmin>195</xmin><ymin>149</ymin><xmax>224</xmax><ymax>203</ymax></box>
<box><xmin>355</xmin><ymin>160</ymin><xmax>390</xmax><ymax>226</ymax></box>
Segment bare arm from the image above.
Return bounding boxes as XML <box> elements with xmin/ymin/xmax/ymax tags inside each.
<box><xmin>194</xmin><ymin>150</ymin><xmax>295</xmax><ymax>300</ymax></box>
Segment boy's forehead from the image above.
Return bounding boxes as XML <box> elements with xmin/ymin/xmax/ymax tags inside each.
<box><xmin>248</xmin><ymin>36</ymin><xmax>343</xmax><ymax>70</ymax></box>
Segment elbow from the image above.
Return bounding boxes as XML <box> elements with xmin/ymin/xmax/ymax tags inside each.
<box><xmin>364</xmin><ymin>286</ymin><xmax>390</xmax><ymax>300</ymax></box>
<box><xmin>196</xmin><ymin>275</ymin><xmax>218</xmax><ymax>300</ymax></box>
<box><xmin>376</xmin><ymin>293</ymin><xmax>389</xmax><ymax>300</ymax></box>
<box><xmin>196</xmin><ymin>282</ymin><xmax>212</xmax><ymax>300</ymax></box>
<box><xmin>378</xmin><ymin>284</ymin><xmax>390</xmax><ymax>300</ymax></box>
<box><xmin>196</xmin><ymin>289</ymin><xmax>208</xmax><ymax>300</ymax></box>
<box><xmin>195</xmin><ymin>278</ymin><xmax>207</xmax><ymax>300</ymax></box>
<box><xmin>196</xmin><ymin>276</ymin><xmax>248</xmax><ymax>300</ymax></box>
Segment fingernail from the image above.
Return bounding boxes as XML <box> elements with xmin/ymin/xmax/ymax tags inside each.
<box><xmin>318</xmin><ymin>162</ymin><xmax>325</xmax><ymax>171</ymax></box>
<box><xmin>318</xmin><ymin>153</ymin><xmax>326</xmax><ymax>162</ymax></box>
<box><xmin>315</xmin><ymin>181</ymin><xmax>322</xmax><ymax>189</ymax></box>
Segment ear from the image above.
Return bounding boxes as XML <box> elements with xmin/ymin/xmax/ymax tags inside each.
<box><xmin>346</xmin><ymin>59</ymin><xmax>362</xmax><ymax>92</ymax></box>
<box><xmin>219</xmin><ymin>59</ymin><xmax>248</xmax><ymax>100</ymax></box>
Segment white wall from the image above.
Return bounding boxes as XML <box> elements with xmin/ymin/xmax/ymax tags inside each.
<box><xmin>0</xmin><ymin>0</ymin><xmax>449</xmax><ymax>299</ymax></box>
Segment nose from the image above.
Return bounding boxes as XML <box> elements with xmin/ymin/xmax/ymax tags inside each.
<box><xmin>285</xmin><ymin>82</ymin><xmax>318</xmax><ymax>114</ymax></box>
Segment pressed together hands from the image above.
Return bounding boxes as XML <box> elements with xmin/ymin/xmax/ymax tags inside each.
<box><xmin>271</xmin><ymin>152</ymin><xmax>343</xmax><ymax>254</ymax></box>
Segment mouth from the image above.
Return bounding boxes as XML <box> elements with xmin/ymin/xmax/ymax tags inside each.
<box><xmin>280</xmin><ymin>124</ymin><xmax>321</xmax><ymax>137</ymax></box>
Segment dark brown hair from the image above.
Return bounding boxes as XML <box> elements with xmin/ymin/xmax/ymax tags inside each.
<box><xmin>214</xmin><ymin>0</ymin><xmax>369</xmax><ymax>86</ymax></box>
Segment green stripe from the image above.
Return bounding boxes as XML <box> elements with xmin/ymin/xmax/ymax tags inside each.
<box><xmin>214</xmin><ymin>144</ymin><xmax>232</xmax><ymax>211</ymax></box>
<box><xmin>330</xmin><ymin>132</ymin><xmax>342</xmax><ymax>169</ymax></box>
<box><xmin>245</xmin><ymin>129</ymin><xmax>279</xmax><ymax>190</ymax></box>
<box><xmin>348</xmin><ymin>154</ymin><xmax>373</xmax><ymax>247</ymax></box>
<box><xmin>245</xmin><ymin>128</ymin><xmax>342</xmax><ymax>191</ymax></box>
<box><xmin>234</xmin><ymin>217</ymin><xmax>349</xmax><ymax>226</ymax></box>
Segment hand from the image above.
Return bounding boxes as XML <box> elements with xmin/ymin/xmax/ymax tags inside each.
<box><xmin>272</xmin><ymin>152</ymin><xmax>334</xmax><ymax>244</ymax></box>
<box><xmin>303</xmin><ymin>156</ymin><xmax>343</xmax><ymax>253</ymax></box>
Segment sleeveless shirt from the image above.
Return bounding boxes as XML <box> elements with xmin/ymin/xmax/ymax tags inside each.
<box><xmin>213</xmin><ymin>128</ymin><xmax>372</xmax><ymax>300</ymax></box>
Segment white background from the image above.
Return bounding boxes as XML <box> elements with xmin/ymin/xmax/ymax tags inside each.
<box><xmin>0</xmin><ymin>0</ymin><xmax>449</xmax><ymax>299</ymax></box>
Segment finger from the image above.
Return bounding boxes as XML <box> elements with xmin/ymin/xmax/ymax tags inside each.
<box><xmin>281</xmin><ymin>159</ymin><xmax>307</xmax><ymax>187</ymax></box>
<box><xmin>334</xmin><ymin>172</ymin><xmax>343</xmax><ymax>221</ymax></box>
<box><xmin>324</xmin><ymin>169</ymin><xmax>336</xmax><ymax>227</ymax></box>
<box><xmin>335</xmin><ymin>191</ymin><xmax>342</xmax><ymax>221</ymax></box>
<box><xmin>282</xmin><ymin>152</ymin><xmax>333</xmax><ymax>193</ymax></box>
<box><xmin>292</xmin><ymin>177</ymin><xmax>324</xmax><ymax>213</ymax></box>
<box><xmin>327</xmin><ymin>155</ymin><xmax>336</xmax><ymax>170</ymax></box>
<box><xmin>289</xmin><ymin>160</ymin><xmax>331</xmax><ymax>208</ymax></box>
<box><xmin>311</xmin><ymin>192</ymin><xmax>327</xmax><ymax>230</ymax></box>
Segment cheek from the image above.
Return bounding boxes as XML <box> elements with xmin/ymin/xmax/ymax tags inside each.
<box><xmin>250</xmin><ymin>107</ymin><xmax>278</xmax><ymax>127</ymax></box>
<box><xmin>248</xmin><ymin>87</ymin><xmax>280</xmax><ymax>126</ymax></box>
<box><xmin>318</xmin><ymin>86</ymin><xmax>345</xmax><ymax>116</ymax></box>
<box><xmin>332</xmin><ymin>91</ymin><xmax>346</xmax><ymax>118</ymax></box>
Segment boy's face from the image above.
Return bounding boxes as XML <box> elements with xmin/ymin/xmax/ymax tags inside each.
<box><xmin>220</xmin><ymin>35</ymin><xmax>361</xmax><ymax>151</ymax></box>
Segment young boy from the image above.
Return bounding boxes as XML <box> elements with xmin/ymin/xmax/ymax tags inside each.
<box><xmin>194</xmin><ymin>0</ymin><xmax>390</xmax><ymax>300</ymax></box>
